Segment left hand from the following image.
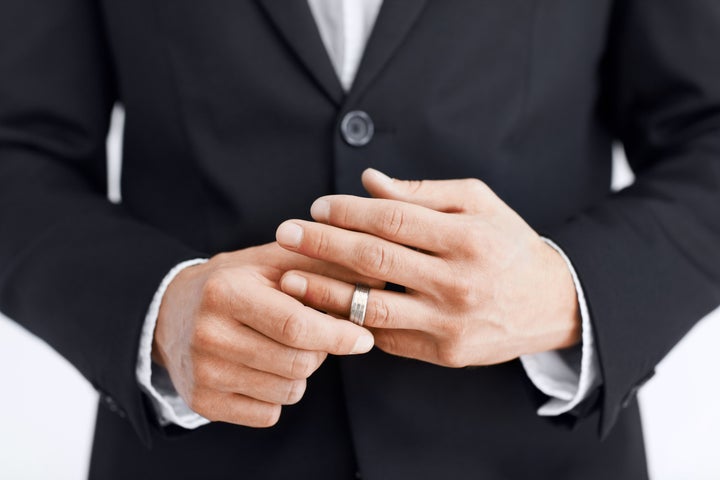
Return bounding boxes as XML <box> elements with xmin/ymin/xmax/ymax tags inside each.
<box><xmin>275</xmin><ymin>169</ymin><xmax>581</xmax><ymax>368</ymax></box>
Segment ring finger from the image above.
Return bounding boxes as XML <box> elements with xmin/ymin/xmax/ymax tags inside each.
<box><xmin>280</xmin><ymin>270</ymin><xmax>433</xmax><ymax>332</ymax></box>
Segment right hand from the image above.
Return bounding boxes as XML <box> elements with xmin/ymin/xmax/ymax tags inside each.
<box><xmin>152</xmin><ymin>242</ymin><xmax>379</xmax><ymax>427</ymax></box>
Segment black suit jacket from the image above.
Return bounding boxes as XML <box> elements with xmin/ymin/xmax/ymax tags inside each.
<box><xmin>1</xmin><ymin>0</ymin><xmax>719</xmax><ymax>479</ymax></box>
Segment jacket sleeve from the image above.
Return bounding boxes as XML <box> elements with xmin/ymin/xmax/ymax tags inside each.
<box><xmin>0</xmin><ymin>0</ymin><xmax>203</xmax><ymax>445</ymax></box>
<box><xmin>546</xmin><ymin>0</ymin><xmax>720</xmax><ymax>438</ymax></box>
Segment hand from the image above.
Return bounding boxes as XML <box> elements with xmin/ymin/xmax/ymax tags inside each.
<box><xmin>275</xmin><ymin>169</ymin><xmax>581</xmax><ymax>368</ymax></box>
<box><xmin>153</xmin><ymin>242</ymin><xmax>380</xmax><ymax>427</ymax></box>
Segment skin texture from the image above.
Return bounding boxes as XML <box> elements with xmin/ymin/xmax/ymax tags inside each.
<box><xmin>276</xmin><ymin>169</ymin><xmax>581</xmax><ymax>369</ymax></box>
<box><xmin>153</xmin><ymin>242</ymin><xmax>382</xmax><ymax>427</ymax></box>
<box><xmin>154</xmin><ymin>169</ymin><xmax>580</xmax><ymax>427</ymax></box>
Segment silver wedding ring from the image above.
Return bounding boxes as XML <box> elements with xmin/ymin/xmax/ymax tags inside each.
<box><xmin>349</xmin><ymin>284</ymin><xmax>371</xmax><ymax>326</ymax></box>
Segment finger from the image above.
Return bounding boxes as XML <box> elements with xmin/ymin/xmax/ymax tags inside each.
<box><xmin>361</xmin><ymin>168</ymin><xmax>497</xmax><ymax>214</ymax></box>
<box><xmin>280</xmin><ymin>271</ymin><xmax>433</xmax><ymax>331</ymax></box>
<box><xmin>259</xmin><ymin>242</ymin><xmax>386</xmax><ymax>289</ymax></box>
<box><xmin>203</xmin><ymin>319</ymin><xmax>326</xmax><ymax>380</ymax></box>
<box><xmin>232</xmin><ymin>282</ymin><xmax>375</xmax><ymax>356</ymax></box>
<box><xmin>373</xmin><ymin>330</ymin><xmax>484</xmax><ymax>368</ymax></box>
<box><xmin>276</xmin><ymin>220</ymin><xmax>449</xmax><ymax>292</ymax></box>
<box><xmin>371</xmin><ymin>328</ymin><xmax>444</xmax><ymax>365</ymax></box>
<box><xmin>196</xmin><ymin>358</ymin><xmax>308</xmax><ymax>405</ymax></box>
<box><xmin>191</xmin><ymin>390</ymin><xmax>282</xmax><ymax>428</ymax></box>
<box><xmin>298</xmin><ymin>258</ymin><xmax>386</xmax><ymax>290</ymax></box>
<box><xmin>309</xmin><ymin>195</ymin><xmax>458</xmax><ymax>253</ymax></box>
<box><xmin>373</xmin><ymin>329</ymin><xmax>489</xmax><ymax>368</ymax></box>
<box><xmin>242</xmin><ymin>242</ymin><xmax>385</xmax><ymax>289</ymax></box>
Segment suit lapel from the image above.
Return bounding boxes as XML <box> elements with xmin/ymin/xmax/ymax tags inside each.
<box><xmin>256</xmin><ymin>0</ymin><xmax>345</xmax><ymax>105</ymax></box>
<box><xmin>257</xmin><ymin>0</ymin><xmax>429</xmax><ymax>106</ymax></box>
<box><xmin>347</xmin><ymin>0</ymin><xmax>429</xmax><ymax>101</ymax></box>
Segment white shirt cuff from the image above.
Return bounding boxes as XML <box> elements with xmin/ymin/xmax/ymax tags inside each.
<box><xmin>519</xmin><ymin>238</ymin><xmax>602</xmax><ymax>416</ymax></box>
<box><xmin>136</xmin><ymin>258</ymin><xmax>211</xmax><ymax>429</ymax></box>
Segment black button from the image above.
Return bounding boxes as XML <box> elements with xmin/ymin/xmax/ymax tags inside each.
<box><xmin>341</xmin><ymin>110</ymin><xmax>374</xmax><ymax>147</ymax></box>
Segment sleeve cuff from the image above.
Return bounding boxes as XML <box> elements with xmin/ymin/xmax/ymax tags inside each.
<box><xmin>135</xmin><ymin>258</ymin><xmax>211</xmax><ymax>429</ymax></box>
<box><xmin>519</xmin><ymin>238</ymin><xmax>601</xmax><ymax>416</ymax></box>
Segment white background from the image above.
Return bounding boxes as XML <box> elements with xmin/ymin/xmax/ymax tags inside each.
<box><xmin>0</xmin><ymin>111</ymin><xmax>718</xmax><ymax>479</ymax></box>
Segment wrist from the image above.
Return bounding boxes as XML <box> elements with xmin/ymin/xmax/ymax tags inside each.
<box><xmin>153</xmin><ymin>260</ymin><xmax>208</xmax><ymax>369</ymax></box>
<box><xmin>537</xmin><ymin>239</ymin><xmax>582</xmax><ymax>351</ymax></box>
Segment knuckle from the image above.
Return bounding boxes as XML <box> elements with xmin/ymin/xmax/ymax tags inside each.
<box><xmin>464</xmin><ymin>178</ymin><xmax>490</xmax><ymax>211</ymax></box>
<box><xmin>380</xmin><ymin>206</ymin><xmax>406</xmax><ymax>238</ymax></box>
<box><xmin>210</xmin><ymin>251</ymin><xmax>232</xmax><ymax>266</ymax></box>
<box><xmin>375</xmin><ymin>331</ymin><xmax>398</xmax><ymax>353</ymax></box>
<box><xmin>190</xmin><ymin>321</ymin><xmax>215</xmax><ymax>353</ymax></box>
<box><xmin>279</xmin><ymin>309</ymin><xmax>307</xmax><ymax>346</ymax></box>
<box><xmin>446</xmin><ymin>318</ymin><xmax>467</xmax><ymax>341</ymax></box>
<box><xmin>288</xmin><ymin>350</ymin><xmax>315</xmax><ymax>379</ymax></box>
<box><xmin>187</xmin><ymin>389</ymin><xmax>210</xmax><ymax>417</ymax></box>
<box><xmin>190</xmin><ymin>359</ymin><xmax>210</xmax><ymax>386</ymax></box>
<box><xmin>284</xmin><ymin>379</ymin><xmax>307</xmax><ymax>405</ymax></box>
<box><xmin>357</xmin><ymin>242</ymin><xmax>394</xmax><ymax>277</ymax></box>
<box><xmin>465</xmin><ymin>178</ymin><xmax>488</xmax><ymax>195</ymax></box>
<box><xmin>465</xmin><ymin>178</ymin><xmax>499</xmax><ymax>212</ymax></box>
<box><xmin>449</xmin><ymin>276</ymin><xmax>475</xmax><ymax>306</ymax></box>
<box><xmin>316</xmin><ymin>283</ymin><xmax>336</xmax><ymax>312</ymax></box>
<box><xmin>437</xmin><ymin>342</ymin><xmax>468</xmax><ymax>368</ymax></box>
<box><xmin>323</xmin><ymin>330</ymin><xmax>348</xmax><ymax>355</ymax></box>
<box><xmin>314</xmin><ymin>229</ymin><xmax>333</xmax><ymax>258</ymax></box>
<box><xmin>332</xmin><ymin>333</ymin><xmax>351</xmax><ymax>355</ymax></box>
<box><xmin>200</xmin><ymin>272</ymin><xmax>231</xmax><ymax>311</ymax></box>
<box><xmin>366</xmin><ymin>296</ymin><xmax>392</xmax><ymax>328</ymax></box>
<box><xmin>406</xmin><ymin>179</ymin><xmax>425</xmax><ymax>195</ymax></box>
<box><xmin>241</xmin><ymin>344</ymin><xmax>261</xmax><ymax>370</ymax></box>
<box><xmin>256</xmin><ymin>404</ymin><xmax>282</xmax><ymax>428</ymax></box>
<box><xmin>337</xmin><ymin>200</ymin><xmax>352</xmax><ymax>226</ymax></box>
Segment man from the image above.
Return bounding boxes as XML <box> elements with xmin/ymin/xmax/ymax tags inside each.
<box><xmin>1</xmin><ymin>0</ymin><xmax>718</xmax><ymax>479</ymax></box>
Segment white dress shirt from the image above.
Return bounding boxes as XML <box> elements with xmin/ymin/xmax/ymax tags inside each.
<box><xmin>136</xmin><ymin>0</ymin><xmax>600</xmax><ymax>428</ymax></box>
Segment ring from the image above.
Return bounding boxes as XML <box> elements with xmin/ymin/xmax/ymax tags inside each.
<box><xmin>349</xmin><ymin>284</ymin><xmax>371</xmax><ymax>326</ymax></box>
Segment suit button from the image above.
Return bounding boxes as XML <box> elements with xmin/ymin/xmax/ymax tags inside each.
<box><xmin>341</xmin><ymin>110</ymin><xmax>374</xmax><ymax>147</ymax></box>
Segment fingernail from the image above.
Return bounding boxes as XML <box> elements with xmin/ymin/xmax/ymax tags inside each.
<box><xmin>276</xmin><ymin>222</ymin><xmax>303</xmax><ymax>248</ymax></box>
<box><xmin>282</xmin><ymin>274</ymin><xmax>307</xmax><ymax>297</ymax></box>
<box><xmin>310</xmin><ymin>198</ymin><xmax>330</xmax><ymax>222</ymax></box>
<box><xmin>366</xmin><ymin>168</ymin><xmax>393</xmax><ymax>186</ymax></box>
<box><xmin>350</xmin><ymin>334</ymin><xmax>374</xmax><ymax>354</ymax></box>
